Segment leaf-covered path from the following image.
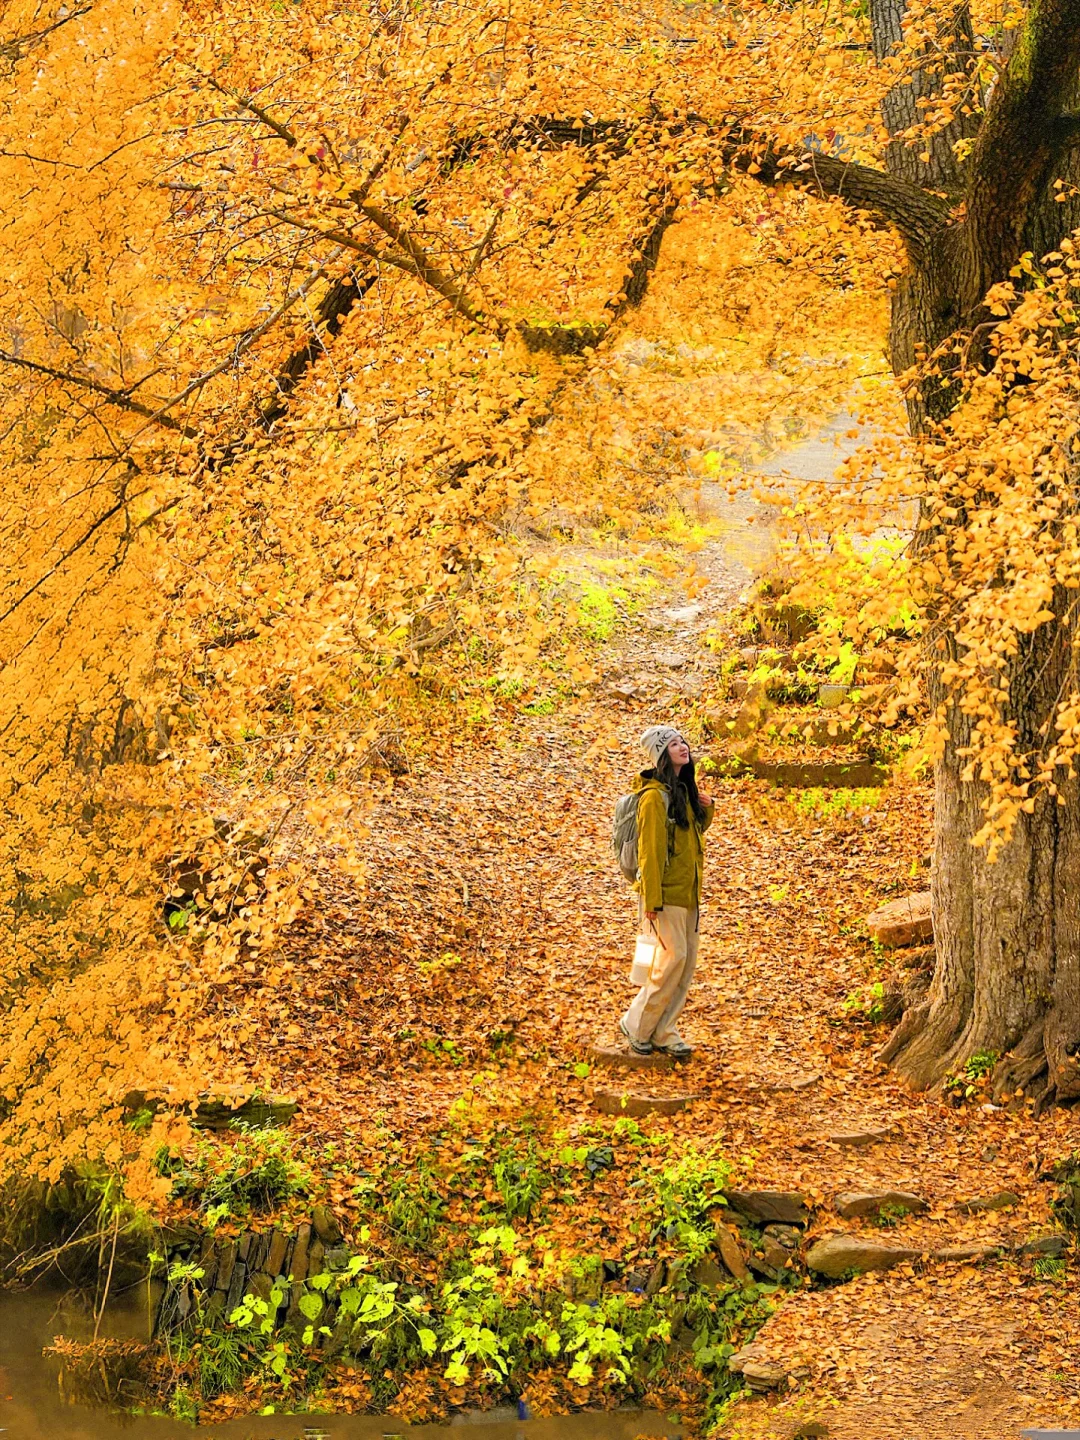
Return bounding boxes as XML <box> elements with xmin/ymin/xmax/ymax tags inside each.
<box><xmin>224</xmin><ymin>448</ymin><xmax>1080</xmax><ymax>1440</ymax></box>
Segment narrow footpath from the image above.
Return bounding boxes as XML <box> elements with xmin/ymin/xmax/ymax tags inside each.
<box><xmin>222</xmin><ymin>426</ymin><xmax>1080</xmax><ymax>1440</ymax></box>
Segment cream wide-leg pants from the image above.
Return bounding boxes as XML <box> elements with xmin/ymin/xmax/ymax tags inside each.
<box><xmin>622</xmin><ymin>905</ymin><xmax>699</xmax><ymax>1046</ymax></box>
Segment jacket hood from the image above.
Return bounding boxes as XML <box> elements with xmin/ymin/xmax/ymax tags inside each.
<box><xmin>633</xmin><ymin>770</ymin><xmax>668</xmax><ymax>795</ymax></box>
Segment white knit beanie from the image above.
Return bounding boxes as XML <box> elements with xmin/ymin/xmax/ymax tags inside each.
<box><xmin>640</xmin><ymin>725</ymin><xmax>681</xmax><ymax>766</ymax></box>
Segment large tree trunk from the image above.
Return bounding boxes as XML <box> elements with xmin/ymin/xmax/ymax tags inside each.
<box><xmin>881</xmin><ymin>600</ymin><xmax>1080</xmax><ymax>1106</ymax></box>
<box><xmin>860</xmin><ymin>0</ymin><xmax>1080</xmax><ymax>1099</ymax></box>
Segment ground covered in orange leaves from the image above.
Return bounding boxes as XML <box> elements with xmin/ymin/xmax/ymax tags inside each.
<box><xmin>183</xmin><ymin>505</ymin><xmax>1080</xmax><ymax>1440</ymax></box>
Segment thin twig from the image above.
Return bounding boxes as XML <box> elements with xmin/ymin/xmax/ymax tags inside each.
<box><xmin>93</xmin><ymin>1208</ymin><xmax>121</xmax><ymax>1343</ymax></box>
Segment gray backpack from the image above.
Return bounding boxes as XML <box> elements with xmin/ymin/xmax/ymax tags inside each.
<box><xmin>612</xmin><ymin>785</ymin><xmax>670</xmax><ymax>882</ymax></box>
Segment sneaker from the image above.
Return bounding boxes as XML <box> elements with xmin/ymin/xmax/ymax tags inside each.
<box><xmin>653</xmin><ymin>1036</ymin><xmax>693</xmax><ymax>1060</ymax></box>
<box><xmin>620</xmin><ymin>1017</ymin><xmax>653</xmax><ymax>1055</ymax></box>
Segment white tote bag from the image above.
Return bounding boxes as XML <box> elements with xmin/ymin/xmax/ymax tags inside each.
<box><xmin>629</xmin><ymin>931</ymin><xmax>661</xmax><ymax>986</ymax></box>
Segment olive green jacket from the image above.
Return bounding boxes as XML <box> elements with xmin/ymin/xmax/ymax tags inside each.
<box><xmin>634</xmin><ymin>771</ymin><xmax>714</xmax><ymax>913</ymax></box>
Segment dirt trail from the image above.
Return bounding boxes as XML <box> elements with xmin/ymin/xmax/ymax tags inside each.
<box><xmin>243</xmin><ymin>424</ymin><xmax>1080</xmax><ymax>1440</ymax></box>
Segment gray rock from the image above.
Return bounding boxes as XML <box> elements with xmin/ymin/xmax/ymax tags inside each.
<box><xmin>645</xmin><ymin>1261</ymin><xmax>666</xmax><ymax>1295</ymax></box>
<box><xmin>955</xmin><ymin>1190</ymin><xmax>1020</xmax><ymax>1214</ymax></box>
<box><xmin>764</xmin><ymin>1224</ymin><xmax>801</xmax><ymax>1249</ymax></box>
<box><xmin>1018</xmin><ymin>1234</ymin><xmax>1068</xmax><ymax>1257</ymax></box>
<box><xmin>290</xmin><ymin>1222</ymin><xmax>312</xmax><ymax>1282</ymax></box>
<box><xmin>656</xmin><ymin>651</ymin><xmax>688</xmax><ymax>670</ymax></box>
<box><xmin>609</xmin><ymin>684</ymin><xmax>638</xmax><ymax>703</ymax></box>
<box><xmin>834</xmin><ymin>1190</ymin><xmax>927</xmax><ymax>1219</ymax></box>
<box><xmin>727</xmin><ymin>1341</ymin><xmax>767</xmax><ymax>1374</ymax></box>
<box><xmin>590</xmin><ymin>1043</ymin><xmax>672</xmax><ymax>1072</ymax></box>
<box><xmin>747</xmin><ymin>1254</ymin><xmax>782</xmax><ymax>1282</ymax></box>
<box><xmin>805</xmin><ymin>1232</ymin><xmax>921</xmax><ymax>1278</ymax></box>
<box><xmin>760</xmin><ymin>1237</ymin><xmax>791</xmax><ymax>1268</ymax></box>
<box><xmin>742</xmin><ymin>1359</ymin><xmax>792</xmax><ymax>1392</ymax></box>
<box><xmin>934</xmin><ymin>1244</ymin><xmax>1003</xmax><ymax>1262</ymax></box>
<box><xmin>724</xmin><ymin>1189</ymin><xmax>810</xmax><ymax>1225</ymax></box>
<box><xmin>214</xmin><ymin>1241</ymin><xmax>237</xmax><ymax>1294</ymax></box>
<box><xmin>265</xmin><ymin>1229</ymin><xmax>289</xmax><ymax>1278</ymax></box>
<box><xmin>592</xmin><ymin>1089</ymin><xmax>698</xmax><ymax>1117</ymax></box>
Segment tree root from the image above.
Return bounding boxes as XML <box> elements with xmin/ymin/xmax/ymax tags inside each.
<box><xmin>883</xmin><ymin>1003</ymin><xmax>1077</xmax><ymax>1115</ymax></box>
<box><xmin>876</xmin><ymin>993</ymin><xmax>967</xmax><ymax>1090</ymax></box>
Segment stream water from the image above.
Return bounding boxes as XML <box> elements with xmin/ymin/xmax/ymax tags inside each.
<box><xmin>0</xmin><ymin>1293</ymin><xmax>676</xmax><ymax>1440</ymax></box>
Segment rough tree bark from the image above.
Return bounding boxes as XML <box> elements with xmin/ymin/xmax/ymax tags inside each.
<box><xmin>728</xmin><ymin>0</ymin><xmax>1080</xmax><ymax>1103</ymax></box>
<box><xmin>821</xmin><ymin>0</ymin><xmax>1080</xmax><ymax>1104</ymax></box>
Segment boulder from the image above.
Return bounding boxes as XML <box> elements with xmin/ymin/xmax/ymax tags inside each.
<box><xmin>760</xmin><ymin>1236</ymin><xmax>792</xmax><ymax>1268</ymax></box>
<box><xmin>728</xmin><ymin>1343</ymin><xmax>780</xmax><ymax>1387</ymax></box>
<box><xmin>724</xmin><ymin>1189</ymin><xmax>810</xmax><ymax>1225</ymax></box>
<box><xmin>645</xmin><ymin>1261</ymin><xmax>666</xmax><ymax>1295</ymax></box>
<box><xmin>866</xmin><ymin>892</ymin><xmax>933</xmax><ymax>948</ymax></box>
<box><xmin>742</xmin><ymin>1359</ymin><xmax>793</xmax><ymax>1392</ymax></box>
<box><xmin>312</xmin><ymin>1206</ymin><xmax>344</xmax><ymax>1245</ymax></box>
<box><xmin>764</xmin><ymin>1224</ymin><xmax>802</xmax><ymax>1249</ymax></box>
<box><xmin>805</xmin><ymin>1232</ymin><xmax>921</xmax><ymax>1279</ymax></box>
<box><xmin>834</xmin><ymin>1190</ymin><xmax>927</xmax><ymax>1220</ymax></box>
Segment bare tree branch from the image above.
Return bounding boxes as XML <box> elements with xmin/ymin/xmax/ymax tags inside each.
<box><xmin>0</xmin><ymin>353</ymin><xmax>198</xmax><ymax>435</ymax></box>
<box><xmin>0</xmin><ymin>3</ymin><xmax>93</xmax><ymax>71</ymax></box>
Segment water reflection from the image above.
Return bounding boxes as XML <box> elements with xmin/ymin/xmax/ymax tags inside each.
<box><xmin>0</xmin><ymin>1294</ymin><xmax>676</xmax><ymax>1440</ymax></box>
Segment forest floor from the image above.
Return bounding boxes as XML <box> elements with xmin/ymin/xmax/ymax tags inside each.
<box><xmin>206</xmin><ymin>429</ymin><xmax>1080</xmax><ymax>1440</ymax></box>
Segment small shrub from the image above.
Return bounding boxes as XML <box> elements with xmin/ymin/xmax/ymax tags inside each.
<box><xmin>156</xmin><ymin>1125</ymin><xmax>311</xmax><ymax>1218</ymax></box>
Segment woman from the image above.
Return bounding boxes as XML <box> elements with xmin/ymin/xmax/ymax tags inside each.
<box><xmin>621</xmin><ymin>725</ymin><xmax>714</xmax><ymax>1059</ymax></box>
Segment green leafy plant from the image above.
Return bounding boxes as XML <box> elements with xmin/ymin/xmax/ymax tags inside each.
<box><xmin>840</xmin><ymin>980</ymin><xmax>886</xmax><ymax>1024</ymax></box>
<box><xmin>654</xmin><ymin>1146</ymin><xmax>732</xmax><ymax>1260</ymax></box>
<box><xmin>794</xmin><ymin>786</ymin><xmax>882</xmax><ymax>821</ymax></box>
<box><xmin>156</xmin><ymin>1125</ymin><xmax>311</xmax><ymax>1216</ymax></box>
<box><xmin>943</xmin><ymin>1049</ymin><xmax>999</xmax><ymax>1100</ymax></box>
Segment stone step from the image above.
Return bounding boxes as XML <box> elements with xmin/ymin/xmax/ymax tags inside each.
<box><xmin>866</xmin><ymin>891</ymin><xmax>933</xmax><ymax>947</ymax></box>
<box><xmin>806</xmin><ymin>1229</ymin><xmax>1068</xmax><ymax>1279</ymax></box>
<box><xmin>723</xmin><ymin>1189</ymin><xmax>811</xmax><ymax>1225</ymax></box>
<box><xmin>589</xmin><ymin>1043</ymin><xmax>674</xmax><ymax>1072</ymax></box>
<box><xmin>590</xmin><ymin>1089</ymin><xmax>698</xmax><ymax>1117</ymax></box>
<box><xmin>800</xmin><ymin>1125</ymin><xmax>897</xmax><ymax>1149</ymax></box>
<box><xmin>834</xmin><ymin>1189</ymin><xmax>927</xmax><ymax>1219</ymax></box>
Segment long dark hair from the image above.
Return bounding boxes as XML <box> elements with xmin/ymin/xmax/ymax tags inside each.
<box><xmin>655</xmin><ymin>748</ymin><xmax>708</xmax><ymax>829</ymax></box>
